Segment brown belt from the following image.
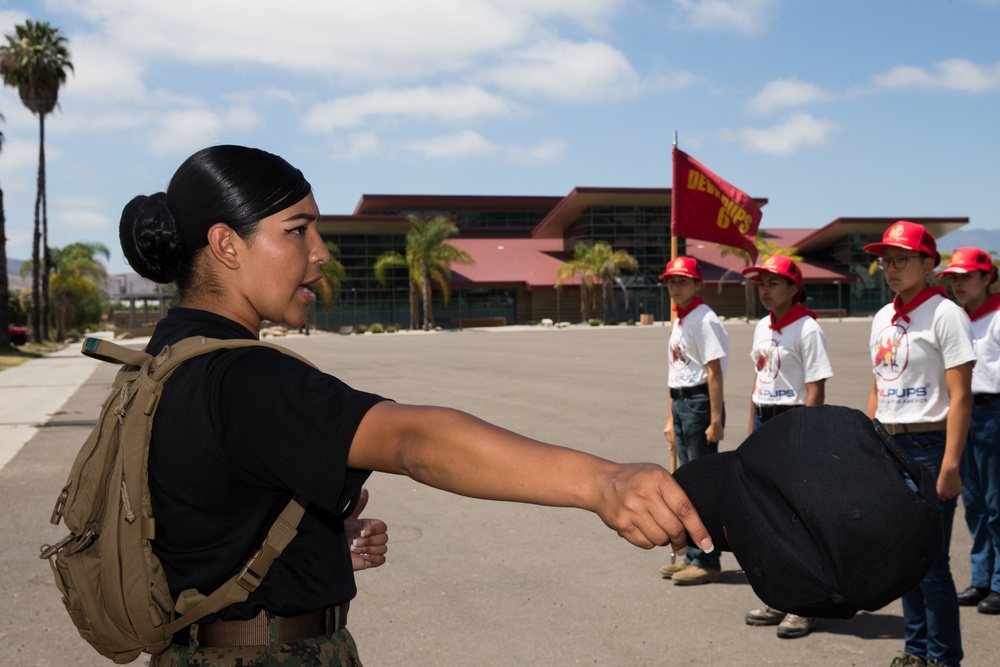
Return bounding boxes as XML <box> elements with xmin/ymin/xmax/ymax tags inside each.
<box><xmin>880</xmin><ymin>421</ymin><xmax>947</xmax><ymax>436</ymax></box>
<box><xmin>173</xmin><ymin>602</ymin><xmax>349</xmax><ymax>647</ymax></box>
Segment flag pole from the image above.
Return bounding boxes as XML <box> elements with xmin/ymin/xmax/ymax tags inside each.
<box><xmin>670</xmin><ymin>131</ymin><xmax>679</xmax><ymax>265</ymax></box>
<box><xmin>668</xmin><ymin>131</ymin><xmax>679</xmax><ymax>479</ymax></box>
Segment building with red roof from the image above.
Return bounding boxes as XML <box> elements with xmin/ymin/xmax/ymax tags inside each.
<box><xmin>315</xmin><ymin>189</ymin><xmax>966</xmax><ymax>328</ymax></box>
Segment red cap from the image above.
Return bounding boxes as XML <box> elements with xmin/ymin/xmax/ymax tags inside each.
<box><xmin>741</xmin><ymin>255</ymin><xmax>803</xmax><ymax>292</ymax></box>
<box><xmin>659</xmin><ymin>256</ymin><xmax>702</xmax><ymax>280</ymax></box>
<box><xmin>863</xmin><ymin>220</ymin><xmax>938</xmax><ymax>259</ymax></box>
<box><xmin>937</xmin><ymin>247</ymin><xmax>997</xmax><ymax>280</ymax></box>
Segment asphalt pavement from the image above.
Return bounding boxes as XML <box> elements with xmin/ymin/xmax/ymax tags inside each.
<box><xmin>0</xmin><ymin>320</ymin><xmax>995</xmax><ymax>666</ymax></box>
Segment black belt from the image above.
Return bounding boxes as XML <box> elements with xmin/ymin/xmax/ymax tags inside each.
<box><xmin>670</xmin><ymin>384</ymin><xmax>709</xmax><ymax>399</ymax></box>
<box><xmin>753</xmin><ymin>404</ymin><xmax>802</xmax><ymax>420</ymax></box>
<box><xmin>974</xmin><ymin>393</ymin><xmax>1000</xmax><ymax>405</ymax></box>
<box><xmin>173</xmin><ymin>603</ymin><xmax>349</xmax><ymax>647</ymax></box>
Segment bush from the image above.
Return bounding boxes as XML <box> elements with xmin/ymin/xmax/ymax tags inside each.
<box><xmin>386</xmin><ymin>324</ymin><xmax>399</xmax><ymax>333</ymax></box>
<box><xmin>369</xmin><ymin>322</ymin><xmax>385</xmax><ymax>334</ymax></box>
<box><xmin>354</xmin><ymin>324</ymin><xmax>368</xmax><ymax>335</ymax></box>
<box><xmin>588</xmin><ymin>318</ymin><xmax>602</xmax><ymax>327</ymax></box>
<box><xmin>606</xmin><ymin>319</ymin><xmax>619</xmax><ymax>326</ymax></box>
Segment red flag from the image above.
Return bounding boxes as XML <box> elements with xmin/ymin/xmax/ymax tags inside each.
<box><xmin>671</xmin><ymin>147</ymin><xmax>762</xmax><ymax>263</ymax></box>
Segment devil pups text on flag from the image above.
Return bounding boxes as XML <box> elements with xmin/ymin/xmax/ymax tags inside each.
<box><xmin>671</xmin><ymin>147</ymin><xmax>763</xmax><ymax>263</ymax></box>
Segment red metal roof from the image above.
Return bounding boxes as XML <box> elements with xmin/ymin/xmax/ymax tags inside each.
<box><xmin>448</xmin><ymin>238</ymin><xmax>575</xmax><ymax>288</ymax></box>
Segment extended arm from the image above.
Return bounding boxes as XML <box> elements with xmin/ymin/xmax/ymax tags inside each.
<box><xmin>347</xmin><ymin>402</ymin><xmax>713</xmax><ymax>554</ymax></box>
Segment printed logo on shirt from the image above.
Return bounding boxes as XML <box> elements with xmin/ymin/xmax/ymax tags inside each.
<box><xmin>877</xmin><ymin>385</ymin><xmax>929</xmax><ymax>400</ymax></box>
<box><xmin>669</xmin><ymin>335</ymin><xmax>690</xmax><ymax>370</ymax></box>
<box><xmin>873</xmin><ymin>325</ymin><xmax>909</xmax><ymax>381</ymax></box>
<box><xmin>752</xmin><ymin>339</ymin><xmax>781</xmax><ymax>384</ymax></box>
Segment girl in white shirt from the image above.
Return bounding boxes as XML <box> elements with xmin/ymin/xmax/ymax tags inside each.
<box><xmin>937</xmin><ymin>247</ymin><xmax>1000</xmax><ymax>616</ymax></box>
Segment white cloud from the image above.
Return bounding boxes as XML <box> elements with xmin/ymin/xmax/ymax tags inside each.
<box><xmin>673</xmin><ymin>0</ymin><xmax>779</xmax><ymax>35</ymax></box>
<box><xmin>507</xmin><ymin>138</ymin><xmax>567</xmax><ymax>163</ymax></box>
<box><xmin>145</xmin><ymin>105</ymin><xmax>262</xmax><ymax>156</ymax></box>
<box><xmin>148</xmin><ymin>109</ymin><xmax>224</xmax><ymax>156</ymax></box>
<box><xmin>333</xmin><ymin>133</ymin><xmax>382</xmax><ymax>161</ymax></box>
<box><xmin>59</xmin><ymin>34</ymin><xmax>147</xmax><ymax>103</ymax></box>
<box><xmin>405</xmin><ymin>130</ymin><xmax>498</xmax><ymax>159</ymax></box>
<box><xmin>402</xmin><ymin>130</ymin><xmax>565</xmax><ymax>162</ymax></box>
<box><xmin>51</xmin><ymin>0</ymin><xmax>622</xmax><ymax>81</ymax></box>
<box><xmin>746</xmin><ymin>77</ymin><xmax>833</xmax><ymax>114</ymax></box>
<box><xmin>873</xmin><ymin>59</ymin><xmax>1000</xmax><ymax>93</ymax></box>
<box><xmin>731</xmin><ymin>112</ymin><xmax>837</xmax><ymax>156</ymax></box>
<box><xmin>304</xmin><ymin>86</ymin><xmax>517</xmax><ymax>132</ymax></box>
<box><xmin>476</xmin><ymin>39</ymin><xmax>641</xmax><ymax>101</ymax></box>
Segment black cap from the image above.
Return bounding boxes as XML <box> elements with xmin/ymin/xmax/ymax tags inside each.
<box><xmin>673</xmin><ymin>405</ymin><xmax>942</xmax><ymax>619</ymax></box>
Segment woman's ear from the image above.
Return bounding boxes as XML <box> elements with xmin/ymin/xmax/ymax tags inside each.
<box><xmin>206</xmin><ymin>223</ymin><xmax>240</xmax><ymax>269</ymax></box>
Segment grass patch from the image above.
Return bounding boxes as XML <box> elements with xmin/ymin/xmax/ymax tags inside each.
<box><xmin>0</xmin><ymin>342</ymin><xmax>65</xmax><ymax>372</ymax></box>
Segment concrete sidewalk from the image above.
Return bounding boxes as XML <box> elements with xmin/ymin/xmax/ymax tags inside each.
<box><xmin>1</xmin><ymin>321</ymin><xmax>994</xmax><ymax>666</ymax></box>
<box><xmin>0</xmin><ymin>334</ymin><xmax>152</xmax><ymax>473</ymax></box>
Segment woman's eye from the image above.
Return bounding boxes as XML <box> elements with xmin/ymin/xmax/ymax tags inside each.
<box><xmin>289</xmin><ymin>225</ymin><xmax>307</xmax><ymax>235</ymax></box>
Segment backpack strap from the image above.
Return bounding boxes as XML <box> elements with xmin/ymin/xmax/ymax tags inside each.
<box><xmin>81</xmin><ymin>337</ymin><xmax>151</xmax><ymax>367</ymax></box>
<box><xmin>149</xmin><ymin>336</ymin><xmax>318</xmax><ymax>381</ymax></box>
<box><xmin>165</xmin><ymin>494</ymin><xmax>308</xmax><ymax>634</ymax></box>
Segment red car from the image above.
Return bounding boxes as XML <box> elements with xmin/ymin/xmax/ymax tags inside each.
<box><xmin>8</xmin><ymin>326</ymin><xmax>28</xmax><ymax>345</ymax></box>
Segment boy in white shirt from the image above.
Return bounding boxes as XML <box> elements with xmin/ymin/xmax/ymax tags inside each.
<box><xmin>658</xmin><ymin>256</ymin><xmax>728</xmax><ymax>585</ymax></box>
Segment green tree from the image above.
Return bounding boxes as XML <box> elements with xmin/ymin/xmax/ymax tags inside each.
<box><xmin>556</xmin><ymin>241</ymin><xmax>638</xmax><ymax>323</ymax></box>
<box><xmin>374</xmin><ymin>215</ymin><xmax>472</xmax><ymax>330</ymax></box>
<box><xmin>0</xmin><ymin>19</ymin><xmax>73</xmax><ymax>343</ymax></box>
<box><xmin>717</xmin><ymin>232</ymin><xmax>802</xmax><ymax>321</ymax></box>
<box><xmin>557</xmin><ymin>242</ymin><xmax>599</xmax><ymax>322</ymax></box>
<box><xmin>592</xmin><ymin>241</ymin><xmax>638</xmax><ymax>322</ymax></box>
<box><xmin>312</xmin><ymin>241</ymin><xmax>345</xmax><ymax>324</ymax></box>
<box><xmin>35</xmin><ymin>241</ymin><xmax>108</xmax><ymax>341</ymax></box>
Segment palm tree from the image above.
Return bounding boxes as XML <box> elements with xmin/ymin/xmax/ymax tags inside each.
<box><xmin>0</xmin><ymin>20</ymin><xmax>73</xmax><ymax>343</ymax></box>
<box><xmin>374</xmin><ymin>250</ymin><xmax>418</xmax><ymax>329</ymax></box>
<box><xmin>591</xmin><ymin>241</ymin><xmax>638</xmax><ymax>322</ymax></box>
<box><xmin>557</xmin><ymin>242</ymin><xmax>600</xmax><ymax>322</ymax></box>
<box><xmin>0</xmin><ymin>115</ymin><xmax>10</xmax><ymax>349</ymax></box>
<box><xmin>717</xmin><ymin>231</ymin><xmax>802</xmax><ymax>321</ymax></box>
<box><xmin>312</xmin><ymin>242</ymin><xmax>346</xmax><ymax>327</ymax></box>
<box><xmin>375</xmin><ymin>215</ymin><xmax>472</xmax><ymax>330</ymax></box>
<box><xmin>43</xmin><ymin>241</ymin><xmax>108</xmax><ymax>341</ymax></box>
<box><xmin>556</xmin><ymin>241</ymin><xmax>638</xmax><ymax>323</ymax></box>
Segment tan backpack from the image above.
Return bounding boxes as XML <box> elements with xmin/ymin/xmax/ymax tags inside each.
<box><xmin>40</xmin><ymin>336</ymin><xmax>312</xmax><ymax>664</ymax></box>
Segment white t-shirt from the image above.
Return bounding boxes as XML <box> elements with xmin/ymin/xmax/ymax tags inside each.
<box><xmin>869</xmin><ymin>294</ymin><xmax>976</xmax><ymax>424</ymax></box>
<box><xmin>751</xmin><ymin>316</ymin><xmax>833</xmax><ymax>406</ymax></box>
<box><xmin>668</xmin><ymin>303</ymin><xmax>729</xmax><ymax>388</ymax></box>
<box><xmin>970</xmin><ymin>308</ymin><xmax>1000</xmax><ymax>395</ymax></box>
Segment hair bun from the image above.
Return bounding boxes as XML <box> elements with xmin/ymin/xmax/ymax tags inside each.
<box><xmin>119</xmin><ymin>192</ymin><xmax>182</xmax><ymax>284</ymax></box>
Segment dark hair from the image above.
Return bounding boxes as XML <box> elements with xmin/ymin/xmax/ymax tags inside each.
<box><xmin>119</xmin><ymin>145</ymin><xmax>312</xmax><ymax>292</ymax></box>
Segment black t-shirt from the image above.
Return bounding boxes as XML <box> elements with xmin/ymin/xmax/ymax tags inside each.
<box><xmin>146</xmin><ymin>308</ymin><xmax>386</xmax><ymax>619</ymax></box>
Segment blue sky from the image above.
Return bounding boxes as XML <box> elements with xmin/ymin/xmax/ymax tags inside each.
<box><xmin>1</xmin><ymin>0</ymin><xmax>998</xmax><ymax>275</ymax></box>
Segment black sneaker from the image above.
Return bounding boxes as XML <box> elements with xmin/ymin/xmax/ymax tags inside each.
<box><xmin>956</xmin><ymin>586</ymin><xmax>989</xmax><ymax>606</ymax></box>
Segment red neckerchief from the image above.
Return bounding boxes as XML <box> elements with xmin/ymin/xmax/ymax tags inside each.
<box><xmin>769</xmin><ymin>302</ymin><xmax>817</xmax><ymax>334</ymax></box>
<box><xmin>966</xmin><ymin>293</ymin><xmax>1000</xmax><ymax>322</ymax></box>
<box><xmin>892</xmin><ymin>285</ymin><xmax>948</xmax><ymax>325</ymax></box>
<box><xmin>674</xmin><ymin>297</ymin><xmax>705</xmax><ymax>325</ymax></box>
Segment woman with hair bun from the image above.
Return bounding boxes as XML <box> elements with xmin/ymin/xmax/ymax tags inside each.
<box><xmin>938</xmin><ymin>247</ymin><xmax>1000</xmax><ymax>616</ymax></box>
<box><xmin>121</xmin><ymin>145</ymin><xmax>712</xmax><ymax>666</ymax></box>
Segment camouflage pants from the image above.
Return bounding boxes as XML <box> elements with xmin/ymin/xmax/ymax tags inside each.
<box><xmin>149</xmin><ymin>628</ymin><xmax>362</xmax><ymax>667</ymax></box>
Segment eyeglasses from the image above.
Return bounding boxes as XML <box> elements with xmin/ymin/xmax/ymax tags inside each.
<box><xmin>876</xmin><ymin>255</ymin><xmax>924</xmax><ymax>271</ymax></box>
